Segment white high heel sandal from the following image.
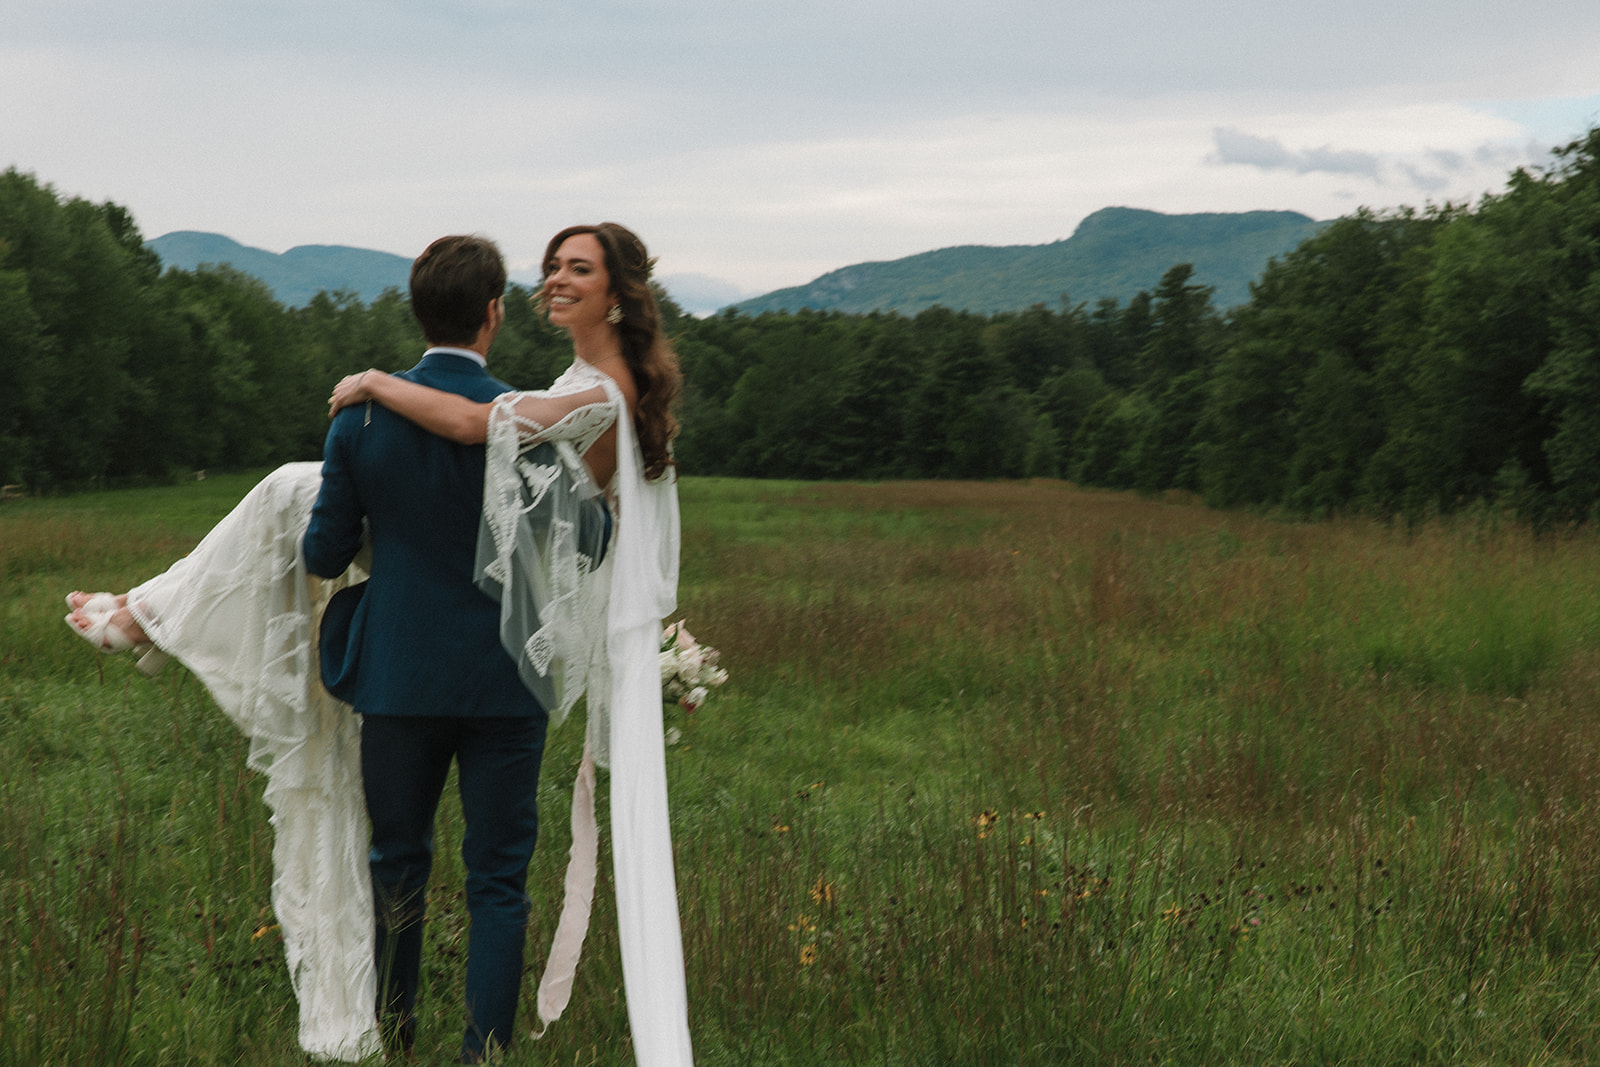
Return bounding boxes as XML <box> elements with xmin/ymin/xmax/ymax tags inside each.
<box><xmin>64</xmin><ymin>593</ymin><xmax>171</xmax><ymax>676</ymax></box>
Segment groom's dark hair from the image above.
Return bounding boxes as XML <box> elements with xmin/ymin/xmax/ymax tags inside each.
<box><xmin>410</xmin><ymin>234</ymin><xmax>507</xmax><ymax>346</ymax></box>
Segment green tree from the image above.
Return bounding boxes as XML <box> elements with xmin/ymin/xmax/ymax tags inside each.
<box><xmin>1137</xmin><ymin>264</ymin><xmax>1216</xmax><ymax>384</ymax></box>
<box><xmin>0</xmin><ymin>170</ymin><xmax>148</xmax><ymax>485</ymax></box>
<box><xmin>1284</xmin><ymin>352</ymin><xmax>1379</xmax><ymax>514</ymax></box>
<box><xmin>1198</xmin><ymin>208</ymin><xmax>1437</xmax><ymax>512</ymax></box>
<box><xmin>1128</xmin><ymin>369</ymin><xmax>1208</xmax><ymax>492</ymax></box>
<box><xmin>140</xmin><ymin>266</ymin><xmax>305</xmax><ymax>470</ymax></box>
<box><xmin>984</xmin><ymin>304</ymin><xmax>1073</xmax><ymax>390</ymax></box>
<box><xmin>1033</xmin><ymin>362</ymin><xmax>1109</xmax><ymax>476</ymax></box>
<box><xmin>1022</xmin><ymin>413</ymin><xmax>1062</xmax><ymax>478</ymax></box>
<box><xmin>1520</xmin><ymin>129</ymin><xmax>1600</xmax><ymax>513</ymax></box>
<box><xmin>899</xmin><ymin>306</ymin><xmax>1014</xmax><ymax>477</ymax></box>
<box><xmin>1196</xmin><ymin>337</ymin><xmax>1297</xmax><ymax>507</ymax></box>
<box><xmin>719</xmin><ymin>311</ymin><xmax>857</xmax><ymax>477</ymax></box>
<box><xmin>827</xmin><ymin>314</ymin><xmax>917</xmax><ymax>478</ymax></box>
<box><xmin>1082</xmin><ymin>294</ymin><xmax>1147</xmax><ymax>390</ymax></box>
<box><xmin>0</xmin><ymin>263</ymin><xmax>53</xmax><ymax>483</ymax></box>
<box><xmin>1072</xmin><ymin>393</ymin><xmax>1150</xmax><ymax>488</ymax></box>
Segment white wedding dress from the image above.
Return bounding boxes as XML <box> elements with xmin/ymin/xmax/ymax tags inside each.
<box><xmin>124</xmin><ymin>358</ymin><xmax>694</xmax><ymax>1065</ymax></box>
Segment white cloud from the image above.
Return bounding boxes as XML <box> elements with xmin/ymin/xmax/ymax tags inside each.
<box><xmin>1210</xmin><ymin>129</ymin><xmax>1381</xmax><ymax>179</ymax></box>
<box><xmin>1204</xmin><ymin>103</ymin><xmax>1554</xmax><ymax>205</ymax></box>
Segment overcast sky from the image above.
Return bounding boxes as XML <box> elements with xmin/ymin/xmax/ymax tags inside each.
<box><xmin>5</xmin><ymin>0</ymin><xmax>1599</xmax><ymax>300</ymax></box>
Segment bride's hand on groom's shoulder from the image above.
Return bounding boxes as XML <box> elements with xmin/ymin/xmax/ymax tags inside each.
<box><xmin>328</xmin><ymin>370</ymin><xmax>383</xmax><ymax>417</ymax></box>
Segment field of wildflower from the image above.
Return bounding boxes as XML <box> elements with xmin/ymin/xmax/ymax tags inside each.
<box><xmin>5</xmin><ymin>473</ymin><xmax>1600</xmax><ymax>1064</ymax></box>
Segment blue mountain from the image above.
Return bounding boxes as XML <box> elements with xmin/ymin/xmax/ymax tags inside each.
<box><xmin>730</xmin><ymin>207</ymin><xmax>1326</xmax><ymax>315</ymax></box>
<box><xmin>148</xmin><ymin>207</ymin><xmax>1327</xmax><ymax>316</ymax></box>
<box><xmin>146</xmin><ymin>232</ymin><xmax>412</xmax><ymax>307</ymax></box>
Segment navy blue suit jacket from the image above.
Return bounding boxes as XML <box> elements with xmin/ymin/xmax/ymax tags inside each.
<box><xmin>303</xmin><ymin>351</ymin><xmax>542</xmax><ymax>719</ymax></box>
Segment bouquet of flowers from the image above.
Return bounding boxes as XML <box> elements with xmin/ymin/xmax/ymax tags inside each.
<box><xmin>660</xmin><ymin>620</ymin><xmax>728</xmax><ymax>713</ymax></box>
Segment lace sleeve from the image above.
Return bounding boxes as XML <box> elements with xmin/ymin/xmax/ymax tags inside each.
<box><xmin>474</xmin><ymin>372</ymin><xmax>619</xmax><ymax>727</ymax></box>
<box><xmin>500</xmin><ymin>384</ymin><xmax>619</xmax><ymax>455</ymax></box>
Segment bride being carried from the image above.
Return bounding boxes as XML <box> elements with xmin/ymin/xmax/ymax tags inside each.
<box><xmin>65</xmin><ymin>225</ymin><xmax>694</xmax><ymax>1066</ymax></box>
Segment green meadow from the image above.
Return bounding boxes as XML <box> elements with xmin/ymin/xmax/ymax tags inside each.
<box><xmin>6</xmin><ymin>474</ymin><xmax>1600</xmax><ymax>1064</ymax></box>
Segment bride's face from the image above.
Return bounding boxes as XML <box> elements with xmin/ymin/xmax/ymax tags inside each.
<box><xmin>543</xmin><ymin>233</ymin><xmax>617</xmax><ymax>331</ymax></box>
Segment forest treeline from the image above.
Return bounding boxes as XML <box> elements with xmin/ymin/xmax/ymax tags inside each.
<box><xmin>4</xmin><ymin>126</ymin><xmax>1599</xmax><ymax>518</ymax></box>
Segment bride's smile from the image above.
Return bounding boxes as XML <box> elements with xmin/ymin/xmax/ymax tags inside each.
<box><xmin>542</xmin><ymin>233</ymin><xmax>616</xmax><ymax>331</ymax></box>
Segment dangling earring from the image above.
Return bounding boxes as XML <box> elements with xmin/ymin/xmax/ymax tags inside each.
<box><xmin>605</xmin><ymin>304</ymin><xmax>624</xmax><ymax>325</ymax></box>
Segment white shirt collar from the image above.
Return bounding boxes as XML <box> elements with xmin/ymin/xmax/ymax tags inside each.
<box><xmin>424</xmin><ymin>346</ymin><xmax>486</xmax><ymax>368</ymax></box>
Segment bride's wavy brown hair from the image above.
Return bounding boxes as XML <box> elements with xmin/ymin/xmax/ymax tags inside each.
<box><xmin>542</xmin><ymin>222</ymin><xmax>681</xmax><ymax>480</ymax></box>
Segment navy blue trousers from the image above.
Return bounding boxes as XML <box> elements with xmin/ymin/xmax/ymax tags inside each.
<box><xmin>360</xmin><ymin>714</ymin><xmax>548</xmax><ymax>1061</ymax></box>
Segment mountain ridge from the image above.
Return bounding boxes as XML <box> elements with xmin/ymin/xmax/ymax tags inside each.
<box><xmin>730</xmin><ymin>207</ymin><xmax>1325</xmax><ymax>315</ymax></box>
<box><xmin>146</xmin><ymin>232</ymin><xmax>413</xmax><ymax>307</ymax></box>
<box><xmin>147</xmin><ymin>206</ymin><xmax>1327</xmax><ymax>316</ymax></box>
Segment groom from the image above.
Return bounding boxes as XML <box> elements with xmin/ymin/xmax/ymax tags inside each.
<box><xmin>303</xmin><ymin>234</ymin><xmax>551</xmax><ymax>1063</ymax></box>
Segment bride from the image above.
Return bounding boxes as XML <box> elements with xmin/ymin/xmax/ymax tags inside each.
<box><xmin>65</xmin><ymin>223</ymin><xmax>694</xmax><ymax>1065</ymax></box>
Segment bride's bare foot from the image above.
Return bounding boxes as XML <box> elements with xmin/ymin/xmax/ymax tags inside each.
<box><xmin>108</xmin><ymin>606</ymin><xmax>146</xmax><ymax>646</ymax></box>
<box><xmin>66</xmin><ymin>605</ymin><xmax>150</xmax><ymax>649</ymax></box>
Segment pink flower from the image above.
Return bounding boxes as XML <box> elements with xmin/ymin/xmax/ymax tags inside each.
<box><xmin>673</xmin><ymin>622</ymin><xmax>698</xmax><ymax>650</ymax></box>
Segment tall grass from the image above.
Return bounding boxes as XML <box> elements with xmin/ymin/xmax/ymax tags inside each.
<box><xmin>6</xmin><ymin>474</ymin><xmax>1600</xmax><ymax>1063</ymax></box>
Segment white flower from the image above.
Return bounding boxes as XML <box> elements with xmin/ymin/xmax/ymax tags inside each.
<box><xmin>659</xmin><ymin>619</ymin><xmax>728</xmax><ymax>725</ymax></box>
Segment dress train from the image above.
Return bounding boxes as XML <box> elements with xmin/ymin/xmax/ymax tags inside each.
<box><xmin>128</xmin><ymin>462</ymin><xmax>379</xmax><ymax>1061</ymax></box>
